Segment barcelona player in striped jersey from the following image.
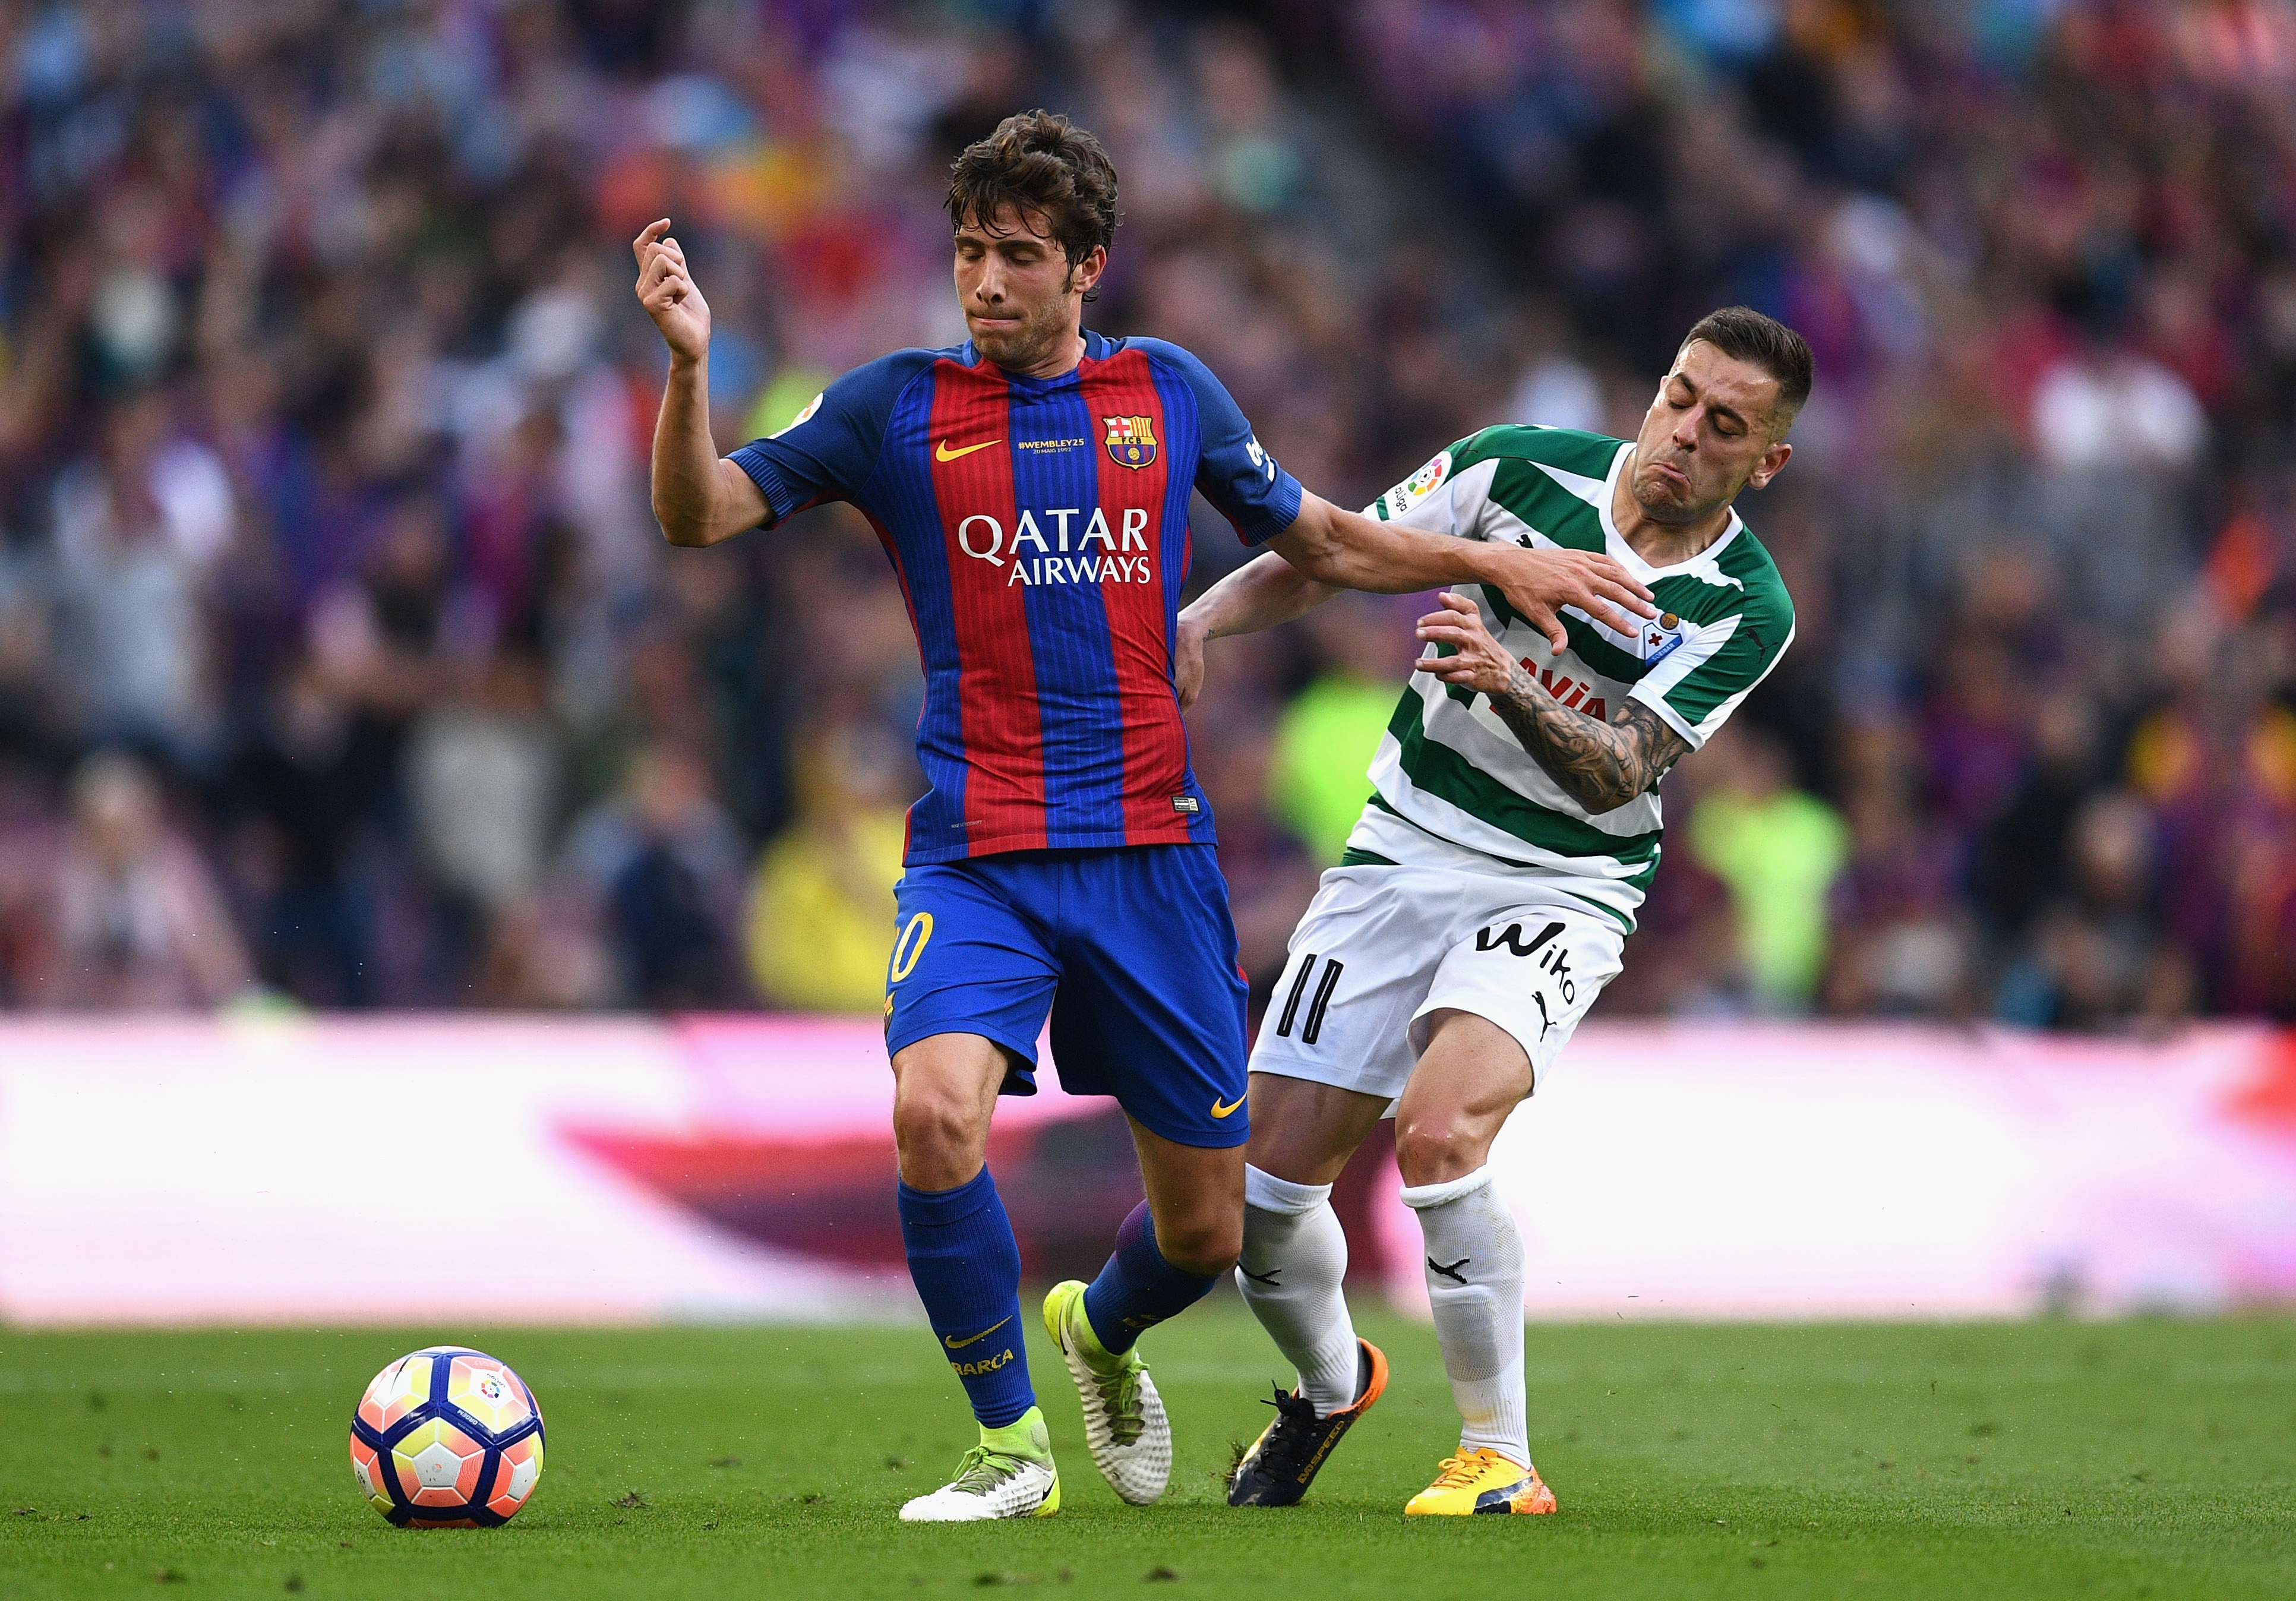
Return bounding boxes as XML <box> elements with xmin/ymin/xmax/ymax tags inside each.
<box><xmin>636</xmin><ymin>110</ymin><xmax>1655</xmax><ymax>1521</ymax></box>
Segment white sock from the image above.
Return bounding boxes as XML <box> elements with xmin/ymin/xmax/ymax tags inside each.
<box><xmin>1236</xmin><ymin>1164</ymin><xmax>1360</xmax><ymax>1417</ymax></box>
<box><xmin>1401</xmin><ymin>1166</ymin><xmax>1530</xmax><ymax>1469</ymax></box>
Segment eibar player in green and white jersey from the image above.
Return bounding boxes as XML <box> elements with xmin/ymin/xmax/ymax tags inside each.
<box><xmin>1174</xmin><ymin>307</ymin><xmax>1810</xmax><ymax>1518</ymax></box>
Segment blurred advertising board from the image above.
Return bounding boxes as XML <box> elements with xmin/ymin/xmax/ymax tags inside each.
<box><xmin>1</xmin><ymin>1017</ymin><xmax>2290</xmax><ymax>1326</ymax></box>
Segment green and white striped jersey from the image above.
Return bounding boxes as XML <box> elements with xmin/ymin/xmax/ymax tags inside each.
<box><xmin>1346</xmin><ymin>425</ymin><xmax>1795</xmax><ymax>931</ymax></box>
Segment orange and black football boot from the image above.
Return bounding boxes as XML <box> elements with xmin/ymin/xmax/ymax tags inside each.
<box><xmin>1227</xmin><ymin>1338</ymin><xmax>1389</xmax><ymax>1507</ymax></box>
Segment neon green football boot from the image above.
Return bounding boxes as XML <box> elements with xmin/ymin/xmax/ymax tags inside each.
<box><xmin>1043</xmin><ymin>1280</ymin><xmax>1170</xmax><ymax>1505</ymax></box>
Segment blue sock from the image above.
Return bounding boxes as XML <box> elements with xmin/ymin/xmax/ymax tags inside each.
<box><xmin>898</xmin><ymin>1168</ymin><xmax>1035</xmax><ymax>1428</ymax></box>
<box><xmin>1081</xmin><ymin>1201</ymin><xmax>1217</xmax><ymax>1354</ymax></box>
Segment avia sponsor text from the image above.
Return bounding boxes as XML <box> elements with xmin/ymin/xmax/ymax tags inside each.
<box><xmin>1519</xmin><ymin>659</ymin><xmax>1606</xmax><ymax>720</ymax></box>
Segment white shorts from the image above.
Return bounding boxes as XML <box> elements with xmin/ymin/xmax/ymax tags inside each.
<box><xmin>1248</xmin><ymin>861</ymin><xmax>1626</xmax><ymax>1107</ymax></box>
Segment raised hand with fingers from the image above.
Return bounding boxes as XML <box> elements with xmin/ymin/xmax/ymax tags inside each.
<box><xmin>1413</xmin><ymin>592</ymin><xmax>1520</xmax><ymax>696</ymax></box>
<box><xmin>1474</xmin><ymin>545</ymin><xmax>1654</xmax><ymax>654</ymax></box>
<box><xmin>635</xmin><ymin>218</ymin><xmax>766</xmax><ymax>547</ymax></box>
<box><xmin>634</xmin><ymin>219</ymin><xmax>711</xmax><ymax>363</ymax></box>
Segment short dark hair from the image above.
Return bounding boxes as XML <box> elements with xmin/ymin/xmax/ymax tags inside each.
<box><xmin>1679</xmin><ymin>307</ymin><xmax>1814</xmax><ymax>432</ymax></box>
<box><xmin>946</xmin><ymin>110</ymin><xmax>1121</xmax><ymax>277</ymax></box>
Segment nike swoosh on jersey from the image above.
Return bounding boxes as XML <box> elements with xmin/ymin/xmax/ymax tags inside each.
<box><xmin>943</xmin><ymin>1315</ymin><xmax>1013</xmax><ymax>1349</ymax></box>
<box><xmin>935</xmin><ymin>437</ymin><xmax>1000</xmax><ymax>462</ymax></box>
<box><xmin>1209</xmin><ymin>1094</ymin><xmax>1246</xmax><ymax>1119</ymax></box>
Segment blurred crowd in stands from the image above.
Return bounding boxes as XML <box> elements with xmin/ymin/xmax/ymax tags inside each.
<box><xmin>0</xmin><ymin>0</ymin><xmax>2291</xmax><ymax>1028</ymax></box>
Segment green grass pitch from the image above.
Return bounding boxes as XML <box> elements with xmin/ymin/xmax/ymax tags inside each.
<box><xmin>3</xmin><ymin>1300</ymin><xmax>2292</xmax><ymax>1599</ymax></box>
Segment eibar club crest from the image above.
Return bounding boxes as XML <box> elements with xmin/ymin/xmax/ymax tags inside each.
<box><xmin>1641</xmin><ymin>610</ymin><xmax>1685</xmax><ymax>666</ymax></box>
<box><xmin>1104</xmin><ymin>414</ymin><xmax>1158</xmax><ymax>469</ymax></box>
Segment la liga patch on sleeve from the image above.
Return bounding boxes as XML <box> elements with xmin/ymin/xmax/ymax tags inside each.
<box><xmin>771</xmin><ymin>391</ymin><xmax>823</xmax><ymax>437</ymax></box>
<box><xmin>1382</xmin><ymin>450</ymin><xmax>1451</xmax><ymax>517</ymax></box>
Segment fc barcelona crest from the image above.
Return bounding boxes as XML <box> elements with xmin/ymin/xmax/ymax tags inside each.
<box><xmin>1104</xmin><ymin>414</ymin><xmax>1158</xmax><ymax>469</ymax></box>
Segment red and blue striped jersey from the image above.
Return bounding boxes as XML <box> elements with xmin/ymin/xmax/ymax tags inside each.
<box><xmin>732</xmin><ymin>330</ymin><xmax>1303</xmax><ymax>864</ymax></box>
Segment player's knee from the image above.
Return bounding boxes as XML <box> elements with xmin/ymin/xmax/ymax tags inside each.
<box><xmin>1394</xmin><ymin>1116</ymin><xmax>1484</xmax><ymax>1188</ymax></box>
<box><xmin>1155</xmin><ymin>1211</ymin><xmax>1242</xmax><ymax>1278</ymax></box>
<box><xmin>891</xmin><ymin>1085</ymin><xmax>990</xmax><ymax>1188</ymax></box>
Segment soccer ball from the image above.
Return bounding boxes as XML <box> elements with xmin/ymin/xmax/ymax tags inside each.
<box><xmin>348</xmin><ymin>1346</ymin><xmax>545</xmax><ymax>1527</ymax></box>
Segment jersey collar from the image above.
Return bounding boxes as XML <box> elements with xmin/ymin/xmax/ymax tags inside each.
<box><xmin>1598</xmin><ymin>439</ymin><xmax>1745</xmax><ymax>581</ymax></box>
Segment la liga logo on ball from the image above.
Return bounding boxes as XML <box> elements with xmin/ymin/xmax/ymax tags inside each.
<box><xmin>349</xmin><ymin>1347</ymin><xmax>545</xmax><ymax>1528</ymax></box>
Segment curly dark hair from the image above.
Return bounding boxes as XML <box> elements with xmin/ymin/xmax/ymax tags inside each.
<box><xmin>946</xmin><ymin>110</ymin><xmax>1122</xmax><ymax>287</ymax></box>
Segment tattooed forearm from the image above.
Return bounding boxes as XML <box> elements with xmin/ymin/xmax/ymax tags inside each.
<box><xmin>1487</xmin><ymin>665</ymin><xmax>1690</xmax><ymax>813</ymax></box>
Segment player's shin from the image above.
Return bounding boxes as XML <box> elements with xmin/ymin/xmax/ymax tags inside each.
<box><xmin>1081</xmin><ymin>1201</ymin><xmax>1217</xmax><ymax>1353</ymax></box>
<box><xmin>898</xmin><ymin>1168</ymin><xmax>1037</xmax><ymax>1428</ymax></box>
<box><xmin>1401</xmin><ymin>1166</ymin><xmax>1530</xmax><ymax>1470</ymax></box>
<box><xmin>1237</xmin><ymin>1166</ymin><xmax>1360</xmax><ymax>1416</ymax></box>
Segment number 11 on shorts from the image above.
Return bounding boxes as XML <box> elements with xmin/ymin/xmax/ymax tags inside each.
<box><xmin>1274</xmin><ymin>954</ymin><xmax>1343</xmax><ymax>1046</ymax></box>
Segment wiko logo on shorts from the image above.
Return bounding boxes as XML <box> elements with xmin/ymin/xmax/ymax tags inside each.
<box><xmin>1474</xmin><ymin>921</ymin><xmax>1564</xmax><ymax>958</ymax></box>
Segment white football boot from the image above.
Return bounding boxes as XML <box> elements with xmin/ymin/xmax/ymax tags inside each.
<box><xmin>898</xmin><ymin>1407</ymin><xmax>1059</xmax><ymax>1523</ymax></box>
<box><xmin>1042</xmin><ymin>1280</ymin><xmax>1171</xmax><ymax>1506</ymax></box>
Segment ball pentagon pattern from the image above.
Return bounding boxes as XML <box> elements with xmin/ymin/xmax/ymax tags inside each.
<box><xmin>348</xmin><ymin>1347</ymin><xmax>545</xmax><ymax>1527</ymax></box>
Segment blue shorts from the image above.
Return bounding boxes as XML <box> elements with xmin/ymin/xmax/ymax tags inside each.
<box><xmin>884</xmin><ymin>845</ymin><xmax>1250</xmax><ymax>1148</ymax></box>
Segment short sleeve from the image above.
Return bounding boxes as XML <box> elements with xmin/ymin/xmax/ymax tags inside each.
<box><xmin>1139</xmin><ymin>340</ymin><xmax>1303</xmax><ymax>544</ymax></box>
<box><xmin>1364</xmin><ymin>441</ymin><xmax>1479</xmax><ymax>536</ymax></box>
<box><xmin>729</xmin><ymin>350</ymin><xmax>933</xmax><ymax>526</ymax></box>
<box><xmin>1629</xmin><ymin>590</ymin><xmax>1795</xmax><ymax>750</ymax></box>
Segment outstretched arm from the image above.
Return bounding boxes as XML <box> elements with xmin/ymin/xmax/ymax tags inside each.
<box><xmin>1413</xmin><ymin>591</ymin><xmax>1688</xmax><ymax>814</ymax></box>
<box><xmin>1173</xmin><ymin>551</ymin><xmax>1338</xmax><ymax>708</ymax></box>
<box><xmin>1268</xmin><ymin>492</ymin><xmax>1654</xmax><ymax>652</ymax></box>
<box><xmin>634</xmin><ymin>219</ymin><xmax>768</xmax><ymax>548</ymax></box>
